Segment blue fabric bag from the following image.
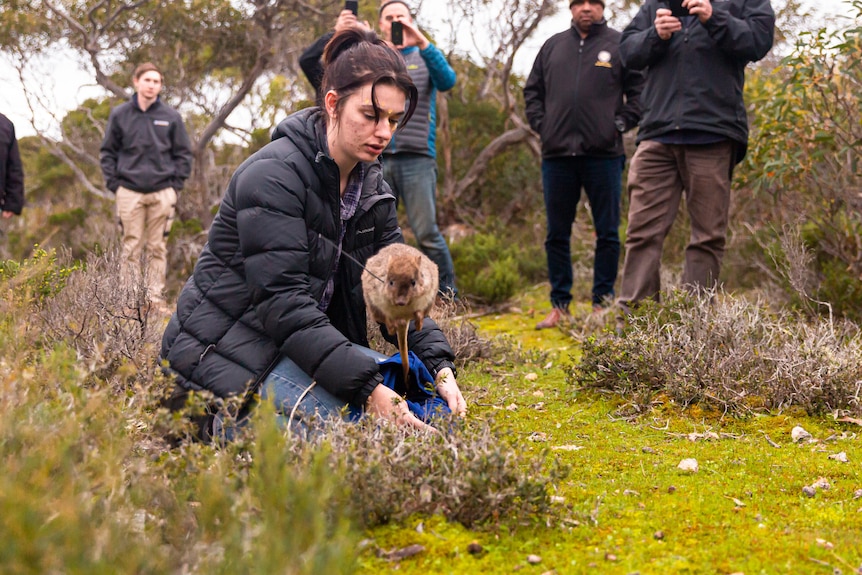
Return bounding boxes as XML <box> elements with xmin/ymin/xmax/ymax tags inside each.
<box><xmin>349</xmin><ymin>351</ymin><xmax>451</xmax><ymax>424</ymax></box>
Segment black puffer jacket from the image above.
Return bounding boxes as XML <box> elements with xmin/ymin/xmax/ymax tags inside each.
<box><xmin>160</xmin><ymin>107</ymin><xmax>455</xmax><ymax>408</ymax></box>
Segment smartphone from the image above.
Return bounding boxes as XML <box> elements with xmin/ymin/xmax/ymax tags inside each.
<box><xmin>391</xmin><ymin>21</ymin><xmax>404</xmax><ymax>45</ymax></box>
<box><xmin>344</xmin><ymin>0</ymin><xmax>358</xmax><ymax>15</ymax></box>
<box><xmin>667</xmin><ymin>0</ymin><xmax>690</xmax><ymax>17</ymax></box>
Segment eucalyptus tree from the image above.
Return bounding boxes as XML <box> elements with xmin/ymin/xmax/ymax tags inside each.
<box><xmin>0</xmin><ymin>0</ymin><xmax>341</xmax><ymax>221</ymax></box>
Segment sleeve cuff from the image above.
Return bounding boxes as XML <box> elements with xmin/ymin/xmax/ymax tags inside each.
<box><xmin>352</xmin><ymin>371</ymin><xmax>384</xmax><ymax>409</ymax></box>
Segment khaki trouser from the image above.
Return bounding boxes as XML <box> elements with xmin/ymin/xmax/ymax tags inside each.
<box><xmin>619</xmin><ymin>139</ymin><xmax>735</xmax><ymax>305</ymax></box>
<box><xmin>116</xmin><ymin>186</ymin><xmax>177</xmax><ymax>300</ymax></box>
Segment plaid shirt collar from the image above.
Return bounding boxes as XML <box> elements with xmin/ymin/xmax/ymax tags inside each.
<box><xmin>317</xmin><ymin>163</ymin><xmax>365</xmax><ymax>312</ymax></box>
<box><xmin>340</xmin><ymin>164</ymin><xmax>364</xmax><ymax>222</ymax></box>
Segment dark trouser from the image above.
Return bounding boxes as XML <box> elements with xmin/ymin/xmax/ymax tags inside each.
<box><xmin>542</xmin><ymin>155</ymin><xmax>624</xmax><ymax>308</ymax></box>
<box><xmin>619</xmin><ymin>139</ymin><xmax>735</xmax><ymax>305</ymax></box>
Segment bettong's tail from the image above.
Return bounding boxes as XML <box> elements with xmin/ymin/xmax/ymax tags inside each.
<box><xmin>396</xmin><ymin>323</ymin><xmax>410</xmax><ymax>386</ymax></box>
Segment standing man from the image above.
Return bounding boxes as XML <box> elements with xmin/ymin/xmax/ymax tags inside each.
<box><xmin>617</xmin><ymin>0</ymin><xmax>774</xmax><ymax>308</ymax></box>
<box><xmin>524</xmin><ymin>0</ymin><xmax>644</xmax><ymax>330</ymax></box>
<box><xmin>100</xmin><ymin>62</ymin><xmax>192</xmax><ymax>309</ymax></box>
<box><xmin>0</xmin><ymin>112</ymin><xmax>25</xmax><ymax>219</ymax></box>
<box><xmin>377</xmin><ymin>0</ymin><xmax>459</xmax><ymax>298</ymax></box>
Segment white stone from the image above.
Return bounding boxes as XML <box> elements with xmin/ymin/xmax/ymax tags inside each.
<box><xmin>678</xmin><ymin>458</ymin><xmax>699</xmax><ymax>472</ymax></box>
<box><xmin>828</xmin><ymin>451</ymin><xmax>849</xmax><ymax>463</ymax></box>
<box><xmin>791</xmin><ymin>426</ymin><xmax>812</xmax><ymax>442</ymax></box>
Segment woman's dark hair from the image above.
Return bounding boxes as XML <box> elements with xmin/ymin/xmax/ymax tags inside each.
<box><xmin>321</xmin><ymin>28</ymin><xmax>418</xmax><ymax>129</ymax></box>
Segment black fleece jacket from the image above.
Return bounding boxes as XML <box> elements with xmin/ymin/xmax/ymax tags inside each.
<box><xmin>0</xmin><ymin>113</ymin><xmax>24</xmax><ymax>215</ymax></box>
<box><xmin>161</xmin><ymin>108</ymin><xmax>456</xmax><ymax>408</ymax></box>
<box><xmin>100</xmin><ymin>95</ymin><xmax>193</xmax><ymax>193</ymax></box>
<box><xmin>620</xmin><ymin>0</ymin><xmax>775</xmax><ymax>163</ymax></box>
<box><xmin>524</xmin><ymin>20</ymin><xmax>645</xmax><ymax>158</ymax></box>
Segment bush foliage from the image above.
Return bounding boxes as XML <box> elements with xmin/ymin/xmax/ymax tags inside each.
<box><xmin>0</xmin><ymin>249</ymin><xmax>565</xmax><ymax>573</ymax></box>
<box><xmin>572</xmin><ymin>290</ymin><xmax>862</xmax><ymax>417</ymax></box>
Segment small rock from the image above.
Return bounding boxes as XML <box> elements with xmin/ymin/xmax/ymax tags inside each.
<box><xmin>802</xmin><ymin>485</ymin><xmax>816</xmax><ymax>498</ymax></box>
<box><xmin>529</xmin><ymin>432</ymin><xmax>548</xmax><ymax>442</ymax></box>
<box><xmin>550</xmin><ymin>496</ymin><xmax>566</xmax><ymax>504</ymax></box>
<box><xmin>791</xmin><ymin>426</ymin><xmax>812</xmax><ymax>442</ymax></box>
<box><xmin>653</xmin><ymin>530</ymin><xmax>665</xmax><ymax>540</ymax></box>
<box><xmin>828</xmin><ymin>451</ymin><xmax>849</xmax><ymax>463</ymax></box>
<box><xmin>506</xmin><ymin>403</ymin><xmax>518</xmax><ymax>411</ymax></box>
<box><xmin>668</xmin><ymin>485</ymin><xmax>677</xmax><ymax>494</ymax></box>
<box><xmin>467</xmin><ymin>541</ymin><xmax>483</xmax><ymax>555</ymax></box>
<box><xmin>527</xmin><ymin>554</ymin><xmax>542</xmax><ymax>564</ymax></box>
<box><xmin>380</xmin><ymin>544</ymin><xmax>425</xmax><ymax>561</ymax></box>
<box><xmin>524</xmin><ymin>372</ymin><xmax>539</xmax><ymax>381</ymax></box>
<box><xmin>419</xmin><ymin>485</ymin><xmax>432</xmax><ymax>504</ymax></box>
<box><xmin>812</xmin><ymin>477</ymin><xmax>831</xmax><ymax>490</ymax></box>
<box><xmin>415</xmin><ymin>521</ymin><xmax>424</xmax><ymax>533</ymax></box>
<box><xmin>678</xmin><ymin>458</ymin><xmax>699</xmax><ymax>472</ymax></box>
<box><xmin>623</xmin><ymin>489</ymin><xmax>640</xmax><ymax>496</ymax></box>
<box><xmin>815</xmin><ymin>538</ymin><xmax>834</xmax><ymax>549</ymax></box>
<box><xmin>551</xmin><ymin>444</ymin><xmax>584</xmax><ymax>451</ymax></box>
<box><xmin>853</xmin><ymin>489</ymin><xmax>862</xmax><ymax>500</ymax></box>
<box><xmin>642</xmin><ymin>446</ymin><xmax>656</xmax><ymax>454</ymax></box>
<box><xmin>605</xmin><ymin>552</ymin><xmax>617</xmax><ymax>562</ymax></box>
<box><xmin>532</xmin><ymin>390</ymin><xmax>545</xmax><ymax>397</ymax></box>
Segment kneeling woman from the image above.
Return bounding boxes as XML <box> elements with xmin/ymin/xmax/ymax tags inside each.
<box><xmin>160</xmin><ymin>29</ymin><xmax>466</xmax><ymax>436</ymax></box>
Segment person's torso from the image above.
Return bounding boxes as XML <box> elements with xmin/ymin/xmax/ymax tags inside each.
<box><xmin>162</xmin><ymin>109</ymin><xmax>398</xmax><ymax>397</ymax></box>
<box><xmin>112</xmin><ymin>99</ymin><xmax>183</xmax><ymax>192</ymax></box>
<box><xmin>538</xmin><ymin>24</ymin><xmax>627</xmax><ymax>157</ymax></box>
<box><xmin>636</xmin><ymin>3</ymin><xmax>750</xmax><ymax>145</ymax></box>
<box><xmin>386</xmin><ymin>48</ymin><xmax>436</xmax><ymax>158</ymax></box>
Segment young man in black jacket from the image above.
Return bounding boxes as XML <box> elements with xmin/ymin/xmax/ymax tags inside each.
<box><xmin>617</xmin><ymin>0</ymin><xmax>774</xmax><ymax>306</ymax></box>
<box><xmin>0</xmin><ymin>112</ymin><xmax>25</xmax><ymax>219</ymax></box>
<box><xmin>100</xmin><ymin>63</ymin><xmax>192</xmax><ymax>309</ymax></box>
<box><xmin>524</xmin><ymin>0</ymin><xmax>644</xmax><ymax>329</ymax></box>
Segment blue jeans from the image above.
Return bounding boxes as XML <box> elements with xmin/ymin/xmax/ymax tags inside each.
<box><xmin>542</xmin><ymin>155</ymin><xmax>624</xmax><ymax>308</ymax></box>
<box><xmin>211</xmin><ymin>347</ymin><xmax>387</xmax><ymax>441</ymax></box>
<box><xmin>382</xmin><ymin>153</ymin><xmax>457</xmax><ymax>296</ymax></box>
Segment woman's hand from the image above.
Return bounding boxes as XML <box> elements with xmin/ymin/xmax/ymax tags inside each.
<box><xmin>366</xmin><ymin>383</ymin><xmax>436</xmax><ymax>431</ymax></box>
<box><xmin>435</xmin><ymin>367</ymin><xmax>466</xmax><ymax>416</ymax></box>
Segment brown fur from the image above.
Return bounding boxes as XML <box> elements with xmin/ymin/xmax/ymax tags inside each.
<box><xmin>362</xmin><ymin>243</ymin><xmax>439</xmax><ymax>383</ymax></box>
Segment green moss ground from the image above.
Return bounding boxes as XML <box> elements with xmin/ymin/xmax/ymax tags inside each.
<box><xmin>358</xmin><ymin>286</ymin><xmax>862</xmax><ymax>574</ymax></box>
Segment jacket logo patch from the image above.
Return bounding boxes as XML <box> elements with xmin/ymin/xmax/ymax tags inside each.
<box><xmin>153</xmin><ymin>120</ymin><xmax>170</xmax><ymax>127</ymax></box>
<box><xmin>356</xmin><ymin>227</ymin><xmax>375</xmax><ymax>235</ymax></box>
<box><xmin>595</xmin><ymin>50</ymin><xmax>612</xmax><ymax>68</ymax></box>
<box><xmin>407</xmin><ymin>64</ymin><xmax>419</xmax><ymax>70</ymax></box>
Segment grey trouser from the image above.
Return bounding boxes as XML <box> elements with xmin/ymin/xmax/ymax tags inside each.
<box><xmin>619</xmin><ymin>139</ymin><xmax>735</xmax><ymax>305</ymax></box>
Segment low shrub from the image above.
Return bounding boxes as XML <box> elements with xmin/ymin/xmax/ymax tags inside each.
<box><xmin>257</xmin><ymin>414</ymin><xmax>569</xmax><ymax>529</ymax></box>
<box><xmin>450</xmin><ymin>231</ymin><xmax>545</xmax><ymax>304</ymax></box>
<box><xmin>571</xmin><ymin>289</ymin><xmax>862</xmax><ymax>416</ymax></box>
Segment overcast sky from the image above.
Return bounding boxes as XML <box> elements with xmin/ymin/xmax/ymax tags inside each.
<box><xmin>0</xmin><ymin>0</ymin><xmax>850</xmax><ymax>139</ymax></box>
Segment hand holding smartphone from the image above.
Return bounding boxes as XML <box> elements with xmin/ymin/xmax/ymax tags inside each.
<box><xmin>390</xmin><ymin>21</ymin><xmax>404</xmax><ymax>45</ymax></box>
<box><xmin>667</xmin><ymin>0</ymin><xmax>690</xmax><ymax>18</ymax></box>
